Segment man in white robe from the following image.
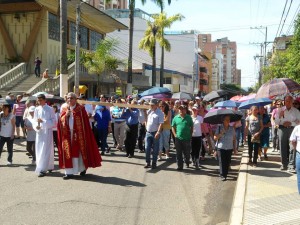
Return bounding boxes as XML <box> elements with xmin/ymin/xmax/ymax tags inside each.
<box><xmin>33</xmin><ymin>94</ymin><xmax>56</xmax><ymax>177</ymax></box>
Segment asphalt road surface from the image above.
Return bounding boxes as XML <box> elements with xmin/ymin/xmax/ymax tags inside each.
<box><xmin>0</xmin><ymin>135</ymin><xmax>241</xmax><ymax>225</ymax></box>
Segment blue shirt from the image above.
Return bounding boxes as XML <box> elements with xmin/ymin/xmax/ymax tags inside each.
<box><xmin>94</xmin><ymin>109</ymin><xmax>111</xmax><ymax>130</ymax></box>
<box><xmin>123</xmin><ymin>108</ymin><xmax>139</xmax><ymax>125</ymax></box>
<box><xmin>111</xmin><ymin>106</ymin><xmax>126</xmax><ymax>122</ymax></box>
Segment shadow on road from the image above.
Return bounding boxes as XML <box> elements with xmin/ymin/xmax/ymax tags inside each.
<box><xmin>81</xmin><ymin>174</ymin><xmax>147</xmax><ymax>187</ymax></box>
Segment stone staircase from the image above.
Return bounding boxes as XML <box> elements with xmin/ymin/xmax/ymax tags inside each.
<box><xmin>0</xmin><ymin>74</ymin><xmax>42</xmax><ymax>97</ymax></box>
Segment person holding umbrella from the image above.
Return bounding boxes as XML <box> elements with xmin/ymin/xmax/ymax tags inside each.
<box><xmin>244</xmin><ymin>106</ymin><xmax>264</xmax><ymax>167</ymax></box>
<box><xmin>214</xmin><ymin>115</ymin><xmax>237</xmax><ymax>181</ymax></box>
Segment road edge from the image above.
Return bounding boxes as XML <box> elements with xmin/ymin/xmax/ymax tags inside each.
<box><xmin>229</xmin><ymin>149</ymin><xmax>248</xmax><ymax>225</ymax></box>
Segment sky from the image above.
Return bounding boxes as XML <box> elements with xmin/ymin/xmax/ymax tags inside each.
<box><xmin>135</xmin><ymin>0</ymin><xmax>300</xmax><ymax>89</ymax></box>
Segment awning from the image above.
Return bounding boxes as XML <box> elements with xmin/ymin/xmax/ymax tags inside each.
<box><xmin>36</xmin><ymin>0</ymin><xmax>127</xmax><ymax>34</ymax></box>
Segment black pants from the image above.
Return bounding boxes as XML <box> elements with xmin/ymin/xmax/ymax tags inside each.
<box><xmin>248</xmin><ymin>134</ymin><xmax>259</xmax><ymax>164</ymax></box>
<box><xmin>191</xmin><ymin>136</ymin><xmax>202</xmax><ymax>161</ymax></box>
<box><xmin>125</xmin><ymin>124</ymin><xmax>138</xmax><ymax>156</ymax></box>
<box><xmin>217</xmin><ymin>149</ymin><xmax>233</xmax><ymax>178</ymax></box>
<box><xmin>0</xmin><ymin>136</ymin><xmax>14</xmax><ymax>163</ymax></box>
<box><xmin>175</xmin><ymin>138</ymin><xmax>191</xmax><ymax>169</ymax></box>
<box><xmin>26</xmin><ymin>141</ymin><xmax>36</xmax><ymax>161</ymax></box>
<box><xmin>137</xmin><ymin>123</ymin><xmax>146</xmax><ymax>151</ymax></box>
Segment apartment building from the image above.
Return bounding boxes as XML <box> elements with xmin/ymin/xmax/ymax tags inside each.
<box><xmin>87</xmin><ymin>0</ymin><xmax>128</xmax><ymax>10</ymax></box>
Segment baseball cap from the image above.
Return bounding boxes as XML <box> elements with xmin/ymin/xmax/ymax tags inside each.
<box><xmin>29</xmin><ymin>106</ymin><xmax>36</xmax><ymax>112</ymax></box>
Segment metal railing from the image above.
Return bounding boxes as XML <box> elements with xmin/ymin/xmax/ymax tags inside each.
<box><xmin>27</xmin><ymin>62</ymin><xmax>75</xmax><ymax>95</ymax></box>
<box><xmin>0</xmin><ymin>63</ymin><xmax>27</xmax><ymax>89</ymax></box>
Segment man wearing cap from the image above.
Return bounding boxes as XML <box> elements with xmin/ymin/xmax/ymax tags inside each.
<box><xmin>172</xmin><ymin>104</ymin><xmax>193</xmax><ymax>170</ymax></box>
<box><xmin>144</xmin><ymin>98</ymin><xmax>164</xmax><ymax>169</ymax></box>
<box><xmin>57</xmin><ymin>92</ymin><xmax>102</xmax><ymax>179</ymax></box>
<box><xmin>33</xmin><ymin>94</ymin><xmax>56</xmax><ymax>177</ymax></box>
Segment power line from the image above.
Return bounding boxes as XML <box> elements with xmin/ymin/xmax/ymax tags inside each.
<box><xmin>275</xmin><ymin>0</ymin><xmax>289</xmax><ymax>37</ymax></box>
<box><xmin>278</xmin><ymin>0</ymin><xmax>294</xmax><ymax>36</ymax></box>
<box><xmin>286</xmin><ymin>2</ymin><xmax>300</xmax><ymax>34</ymax></box>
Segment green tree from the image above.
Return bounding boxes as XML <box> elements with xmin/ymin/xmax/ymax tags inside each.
<box><xmin>83</xmin><ymin>38</ymin><xmax>125</xmax><ymax>97</ymax></box>
<box><xmin>151</xmin><ymin>0</ymin><xmax>173</xmax><ymax>87</ymax></box>
<box><xmin>262</xmin><ymin>14</ymin><xmax>300</xmax><ymax>84</ymax></box>
<box><xmin>139</xmin><ymin>12</ymin><xmax>183</xmax><ymax>86</ymax></box>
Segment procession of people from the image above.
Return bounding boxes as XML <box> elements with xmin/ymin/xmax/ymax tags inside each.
<box><xmin>1</xmin><ymin>80</ymin><xmax>300</xmax><ymax>189</ymax></box>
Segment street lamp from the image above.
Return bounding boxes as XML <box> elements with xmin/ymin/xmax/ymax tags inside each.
<box><xmin>75</xmin><ymin>0</ymin><xmax>88</xmax><ymax>97</ymax></box>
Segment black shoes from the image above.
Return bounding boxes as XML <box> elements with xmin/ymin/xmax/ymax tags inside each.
<box><xmin>80</xmin><ymin>170</ymin><xmax>86</xmax><ymax>176</ymax></box>
<box><xmin>144</xmin><ymin>164</ymin><xmax>151</xmax><ymax>168</ymax></box>
<box><xmin>63</xmin><ymin>174</ymin><xmax>73</xmax><ymax>180</ymax></box>
<box><xmin>151</xmin><ymin>164</ymin><xmax>157</xmax><ymax>169</ymax></box>
<box><xmin>177</xmin><ymin>167</ymin><xmax>183</xmax><ymax>171</ymax></box>
<box><xmin>221</xmin><ymin>176</ymin><xmax>227</xmax><ymax>181</ymax></box>
<box><xmin>38</xmin><ymin>172</ymin><xmax>46</xmax><ymax>177</ymax></box>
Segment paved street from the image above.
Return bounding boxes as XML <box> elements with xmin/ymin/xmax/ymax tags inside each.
<box><xmin>0</xmin><ymin>135</ymin><xmax>241</xmax><ymax>225</ymax></box>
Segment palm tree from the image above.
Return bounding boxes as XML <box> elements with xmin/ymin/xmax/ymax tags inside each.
<box><xmin>139</xmin><ymin>12</ymin><xmax>183</xmax><ymax>87</ymax></box>
<box><xmin>83</xmin><ymin>38</ymin><xmax>125</xmax><ymax>97</ymax></box>
<box><xmin>151</xmin><ymin>0</ymin><xmax>173</xmax><ymax>87</ymax></box>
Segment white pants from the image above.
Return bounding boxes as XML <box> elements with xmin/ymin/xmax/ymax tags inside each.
<box><xmin>65</xmin><ymin>153</ymin><xmax>85</xmax><ymax>175</ymax></box>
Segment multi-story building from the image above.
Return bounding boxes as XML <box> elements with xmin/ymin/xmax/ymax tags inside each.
<box><xmin>198</xmin><ymin>35</ymin><xmax>240</xmax><ymax>90</ymax></box>
<box><xmin>106</xmin><ymin>9</ymin><xmax>195</xmax><ymax>94</ymax></box>
<box><xmin>87</xmin><ymin>0</ymin><xmax>128</xmax><ymax>10</ymax></box>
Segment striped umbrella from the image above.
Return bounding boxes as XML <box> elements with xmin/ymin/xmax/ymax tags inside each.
<box><xmin>256</xmin><ymin>78</ymin><xmax>300</xmax><ymax>99</ymax></box>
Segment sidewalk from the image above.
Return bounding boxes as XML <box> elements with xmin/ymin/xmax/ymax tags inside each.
<box><xmin>230</xmin><ymin>147</ymin><xmax>300</xmax><ymax>225</ymax></box>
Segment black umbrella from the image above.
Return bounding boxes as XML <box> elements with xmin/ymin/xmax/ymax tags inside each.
<box><xmin>171</xmin><ymin>92</ymin><xmax>193</xmax><ymax>100</ymax></box>
<box><xmin>20</xmin><ymin>96</ymin><xmax>37</xmax><ymax>103</ymax></box>
<box><xmin>203</xmin><ymin>90</ymin><xmax>227</xmax><ymax>102</ymax></box>
<box><xmin>203</xmin><ymin>108</ymin><xmax>242</xmax><ymax>124</ymax></box>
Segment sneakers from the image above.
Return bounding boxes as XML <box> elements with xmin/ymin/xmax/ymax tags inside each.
<box><xmin>7</xmin><ymin>161</ymin><xmax>12</xmax><ymax>166</ymax></box>
<box><xmin>157</xmin><ymin>157</ymin><xmax>162</xmax><ymax>161</ymax></box>
<box><xmin>165</xmin><ymin>155</ymin><xmax>170</xmax><ymax>159</ymax></box>
<box><xmin>288</xmin><ymin>168</ymin><xmax>296</xmax><ymax>174</ymax></box>
<box><xmin>144</xmin><ymin>164</ymin><xmax>151</xmax><ymax>169</ymax></box>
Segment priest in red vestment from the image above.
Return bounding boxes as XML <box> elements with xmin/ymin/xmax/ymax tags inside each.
<box><xmin>57</xmin><ymin>92</ymin><xmax>102</xmax><ymax>179</ymax></box>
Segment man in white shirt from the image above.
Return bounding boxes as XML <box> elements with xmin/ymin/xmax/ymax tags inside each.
<box><xmin>275</xmin><ymin>95</ymin><xmax>300</xmax><ymax>170</ymax></box>
<box><xmin>290</xmin><ymin>125</ymin><xmax>300</xmax><ymax>193</ymax></box>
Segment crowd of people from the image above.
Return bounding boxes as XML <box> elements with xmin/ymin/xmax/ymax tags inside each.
<box><xmin>0</xmin><ymin>91</ymin><xmax>300</xmax><ymax>185</ymax></box>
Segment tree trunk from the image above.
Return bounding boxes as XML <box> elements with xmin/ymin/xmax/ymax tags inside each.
<box><xmin>152</xmin><ymin>42</ymin><xmax>156</xmax><ymax>86</ymax></box>
<box><xmin>160</xmin><ymin>46</ymin><xmax>164</xmax><ymax>87</ymax></box>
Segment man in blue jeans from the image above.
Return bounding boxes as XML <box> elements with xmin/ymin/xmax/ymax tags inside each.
<box><xmin>144</xmin><ymin>98</ymin><xmax>164</xmax><ymax>169</ymax></box>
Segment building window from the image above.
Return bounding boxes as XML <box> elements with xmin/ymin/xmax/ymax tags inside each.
<box><xmin>80</xmin><ymin>26</ymin><xmax>88</xmax><ymax>49</ymax></box>
<box><xmin>90</xmin><ymin>30</ymin><xmax>103</xmax><ymax>51</ymax></box>
<box><xmin>48</xmin><ymin>13</ymin><xmax>60</xmax><ymax>41</ymax></box>
<box><xmin>184</xmin><ymin>77</ymin><xmax>188</xmax><ymax>85</ymax></box>
<box><xmin>164</xmin><ymin>77</ymin><xmax>172</xmax><ymax>84</ymax></box>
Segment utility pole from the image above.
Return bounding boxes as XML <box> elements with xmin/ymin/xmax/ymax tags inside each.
<box><xmin>126</xmin><ymin>0</ymin><xmax>135</xmax><ymax>95</ymax></box>
<box><xmin>74</xmin><ymin>3</ymin><xmax>81</xmax><ymax>97</ymax></box>
<box><xmin>60</xmin><ymin>0</ymin><xmax>68</xmax><ymax>97</ymax></box>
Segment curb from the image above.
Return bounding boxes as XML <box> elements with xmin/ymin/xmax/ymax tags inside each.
<box><xmin>229</xmin><ymin>149</ymin><xmax>249</xmax><ymax>225</ymax></box>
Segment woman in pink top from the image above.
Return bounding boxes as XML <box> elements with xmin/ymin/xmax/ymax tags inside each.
<box><xmin>271</xmin><ymin>100</ymin><xmax>282</xmax><ymax>151</ymax></box>
<box><xmin>12</xmin><ymin>95</ymin><xmax>26</xmax><ymax>139</ymax></box>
